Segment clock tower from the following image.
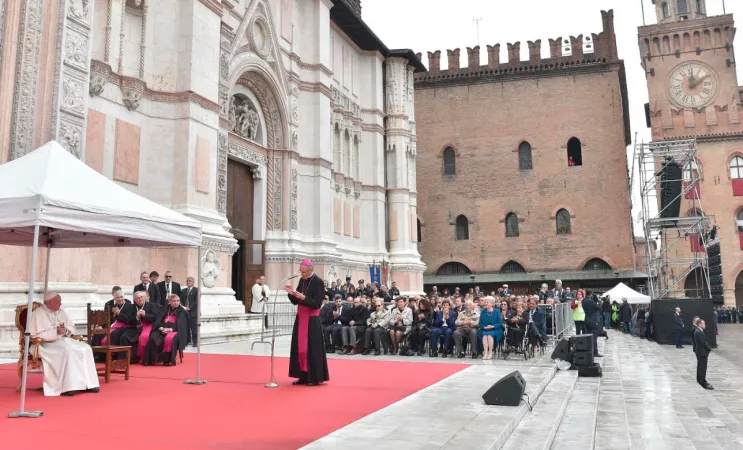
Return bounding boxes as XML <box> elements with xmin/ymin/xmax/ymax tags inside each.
<box><xmin>639</xmin><ymin>0</ymin><xmax>743</xmax><ymax>306</ymax></box>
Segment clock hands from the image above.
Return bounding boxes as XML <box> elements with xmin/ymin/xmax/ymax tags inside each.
<box><xmin>688</xmin><ymin>74</ymin><xmax>710</xmax><ymax>89</ymax></box>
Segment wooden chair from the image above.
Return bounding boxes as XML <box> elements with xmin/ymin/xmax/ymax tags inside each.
<box><xmin>15</xmin><ymin>302</ymin><xmax>85</xmax><ymax>392</ymax></box>
<box><xmin>87</xmin><ymin>303</ymin><xmax>130</xmax><ymax>383</ymax></box>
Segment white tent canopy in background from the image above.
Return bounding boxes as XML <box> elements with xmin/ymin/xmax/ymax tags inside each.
<box><xmin>0</xmin><ymin>140</ymin><xmax>202</xmax><ymax>248</ymax></box>
<box><xmin>600</xmin><ymin>282</ymin><xmax>651</xmax><ymax>304</ymax></box>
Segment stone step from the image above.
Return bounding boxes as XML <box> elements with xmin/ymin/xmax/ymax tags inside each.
<box><xmin>500</xmin><ymin>369</ymin><xmax>579</xmax><ymax>450</ymax></box>
<box><xmin>550</xmin><ymin>376</ymin><xmax>600</xmax><ymax>450</ymax></box>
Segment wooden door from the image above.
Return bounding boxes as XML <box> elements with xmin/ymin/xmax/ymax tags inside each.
<box><xmin>227</xmin><ymin>159</ymin><xmax>255</xmax><ymax>311</ymax></box>
<box><xmin>245</xmin><ymin>240</ymin><xmax>266</xmax><ymax>311</ymax></box>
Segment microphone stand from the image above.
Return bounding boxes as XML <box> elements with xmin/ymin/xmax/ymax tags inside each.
<box><xmin>262</xmin><ymin>275</ymin><xmax>296</xmax><ymax>388</ymax></box>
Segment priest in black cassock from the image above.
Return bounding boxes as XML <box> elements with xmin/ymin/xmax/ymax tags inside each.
<box><xmin>284</xmin><ymin>259</ymin><xmax>329</xmax><ymax>386</ymax></box>
<box><xmin>143</xmin><ymin>294</ymin><xmax>189</xmax><ymax>366</ymax></box>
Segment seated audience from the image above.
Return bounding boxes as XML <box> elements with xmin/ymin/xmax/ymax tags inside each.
<box><xmin>453</xmin><ymin>300</ymin><xmax>480</xmax><ymax>359</ymax></box>
<box><xmin>341</xmin><ymin>297</ymin><xmax>369</xmax><ymax>354</ymax></box>
<box><xmin>143</xmin><ymin>294</ymin><xmax>189</xmax><ymax>366</ymax></box>
<box><xmin>479</xmin><ymin>296</ymin><xmax>504</xmax><ymax>360</ymax></box>
<box><xmin>388</xmin><ymin>297</ymin><xmax>413</xmax><ymax>355</ymax></box>
<box><xmin>29</xmin><ymin>292</ymin><xmax>100</xmax><ymax>396</ymax></box>
<box><xmin>363</xmin><ymin>299</ymin><xmax>390</xmax><ymax>355</ymax></box>
<box><xmin>323</xmin><ymin>295</ymin><xmax>346</xmax><ymax>352</ymax></box>
<box><xmin>102</xmin><ymin>288</ymin><xmax>137</xmax><ymax>348</ymax></box>
<box><xmin>410</xmin><ymin>298</ymin><xmax>433</xmax><ymax>356</ymax></box>
<box><xmin>431</xmin><ymin>300</ymin><xmax>457</xmax><ymax>358</ymax></box>
<box><xmin>122</xmin><ymin>290</ymin><xmax>158</xmax><ymax>363</ymax></box>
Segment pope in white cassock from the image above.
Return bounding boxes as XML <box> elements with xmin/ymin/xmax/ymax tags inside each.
<box><xmin>29</xmin><ymin>292</ymin><xmax>100</xmax><ymax>396</ymax></box>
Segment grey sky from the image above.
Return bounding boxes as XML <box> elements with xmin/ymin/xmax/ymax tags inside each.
<box><xmin>364</xmin><ymin>0</ymin><xmax>742</xmax><ymax>234</ymax></box>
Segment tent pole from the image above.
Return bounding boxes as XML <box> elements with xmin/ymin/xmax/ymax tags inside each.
<box><xmin>42</xmin><ymin>237</ymin><xmax>52</xmax><ymax>299</ymax></box>
<box><xmin>9</xmin><ymin>223</ymin><xmax>44</xmax><ymax>418</ymax></box>
<box><xmin>185</xmin><ymin>245</ymin><xmax>206</xmax><ymax>385</ymax></box>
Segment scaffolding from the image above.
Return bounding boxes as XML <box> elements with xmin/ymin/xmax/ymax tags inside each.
<box><xmin>636</xmin><ymin>138</ymin><xmax>712</xmax><ymax>300</ymax></box>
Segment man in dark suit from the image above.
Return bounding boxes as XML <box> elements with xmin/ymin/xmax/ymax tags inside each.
<box><xmin>134</xmin><ymin>271</ymin><xmax>162</xmax><ymax>307</ymax></box>
<box><xmin>158</xmin><ymin>271</ymin><xmax>181</xmax><ymax>304</ymax></box>
<box><xmin>527</xmin><ymin>297</ymin><xmax>547</xmax><ymax>344</ymax></box>
<box><xmin>694</xmin><ymin>320</ymin><xmax>713</xmax><ymax>390</ymax></box>
<box><xmin>691</xmin><ymin>316</ymin><xmax>700</xmax><ymax>353</ymax></box>
<box><xmin>581</xmin><ymin>292</ymin><xmax>602</xmax><ymax>357</ymax></box>
<box><xmin>179</xmin><ymin>276</ymin><xmax>199</xmax><ymax>346</ymax></box>
<box><xmin>674</xmin><ymin>307</ymin><xmax>684</xmax><ymax>348</ymax></box>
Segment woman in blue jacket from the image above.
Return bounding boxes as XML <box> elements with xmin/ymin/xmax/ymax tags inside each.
<box><xmin>479</xmin><ymin>298</ymin><xmax>504</xmax><ymax>360</ymax></box>
<box><xmin>430</xmin><ymin>300</ymin><xmax>457</xmax><ymax>357</ymax></box>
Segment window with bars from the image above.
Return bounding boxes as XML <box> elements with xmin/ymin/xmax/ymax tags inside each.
<box><xmin>582</xmin><ymin>258</ymin><xmax>612</xmax><ymax>271</ymax></box>
<box><xmin>500</xmin><ymin>261</ymin><xmax>526</xmax><ymax>273</ymax></box>
<box><xmin>556</xmin><ymin>209</ymin><xmax>571</xmax><ymax>235</ymax></box>
<box><xmin>436</xmin><ymin>262</ymin><xmax>472</xmax><ymax>276</ymax></box>
<box><xmin>730</xmin><ymin>156</ymin><xmax>743</xmax><ymax>179</ymax></box>
<box><xmin>505</xmin><ymin>213</ymin><xmax>519</xmax><ymax>237</ymax></box>
<box><xmin>443</xmin><ymin>147</ymin><xmax>456</xmax><ymax>177</ymax></box>
<box><xmin>455</xmin><ymin>215</ymin><xmax>469</xmax><ymax>240</ymax></box>
<box><xmin>518</xmin><ymin>141</ymin><xmax>532</xmax><ymax>171</ymax></box>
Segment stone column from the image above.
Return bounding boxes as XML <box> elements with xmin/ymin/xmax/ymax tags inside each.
<box><xmin>383</xmin><ymin>58</ymin><xmax>425</xmax><ymax>294</ymax></box>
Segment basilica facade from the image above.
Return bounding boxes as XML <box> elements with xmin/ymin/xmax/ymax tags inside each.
<box><xmin>0</xmin><ymin>0</ymin><xmax>425</xmax><ymax>356</ymax></box>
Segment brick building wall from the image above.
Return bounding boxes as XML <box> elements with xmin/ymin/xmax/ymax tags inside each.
<box><xmin>414</xmin><ymin>10</ymin><xmax>636</xmax><ymax>284</ymax></box>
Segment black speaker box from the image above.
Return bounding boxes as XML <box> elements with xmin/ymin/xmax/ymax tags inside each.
<box><xmin>551</xmin><ymin>338</ymin><xmax>573</xmax><ymax>362</ymax></box>
<box><xmin>571</xmin><ymin>334</ymin><xmax>594</xmax><ymax>354</ymax></box>
<box><xmin>709</xmin><ymin>274</ymin><xmax>723</xmax><ymax>286</ymax></box>
<box><xmin>578</xmin><ymin>363</ymin><xmax>602</xmax><ymax>377</ymax></box>
<box><xmin>660</xmin><ymin>163</ymin><xmax>682</xmax><ymax>221</ymax></box>
<box><xmin>711</xmin><ymin>285</ymin><xmax>724</xmax><ymax>296</ymax></box>
<box><xmin>573</xmin><ymin>350</ymin><xmax>594</xmax><ymax>367</ymax></box>
<box><xmin>709</xmin><ymin>264</ymin><xmax>722</xmax><ymax>277</ymax></box>
<box><xmin>708</xmin><ymin>243</ymin><xmax>720</xmax><ymax>257</ymax></box>
<box><xmin>482</xmin><ymin>371</ymin><xmax>526</xmax><ymax>407</ymax></box>
<box><xmin>709</xmin><ymin>254</ymin><xmax>721</xmax><ymax>267</ymax></box>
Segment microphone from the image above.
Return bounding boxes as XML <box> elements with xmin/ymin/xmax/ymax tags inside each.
<box><xmin>286</xmin><ymin>275</ymin><xmax>299</xmax><ymax>280</ymax></box>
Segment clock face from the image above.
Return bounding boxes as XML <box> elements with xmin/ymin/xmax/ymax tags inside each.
<box><xmin>667</xmin><ymin>62</ymin><xmax>718</xmax><ymax>108</ymax></box>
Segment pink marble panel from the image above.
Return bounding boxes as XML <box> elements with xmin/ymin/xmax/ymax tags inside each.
<box><xmin>353</xmin><ymin>206</ymin><xmax>360</xmax><ymax>238</ymax></box>
<box><xmin>194</xmin><ymin>136</ymin><xmax>210</xmax><ymax>193</ymax></box>
<box><xmin>389</xmin><ymin>211</ymin><xmax>398</xmax><ymax>241</ymax></box>
<box><xmin>85</xmin><ymin>109</ymin><xmax>106</xmax><ymax>173</ymax></box>
<box><xmin>114</xmin><ymin>119</ymin><xmax>141</xmax><ymax>185</ymax></box>
<box><xmin>333</xmin><ymin>199</ymin><xmax>341</xmax><ymax>234</ymax></box>
<box><xmin>344</xmin><ymin>202</ymin><xmax>351</xmax><ymax>236</ymax></box>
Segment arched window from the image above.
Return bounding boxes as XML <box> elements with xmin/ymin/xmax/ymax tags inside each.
<box><xmin>730</xmin><ymin>156</ymin><xmax>743</xmax><ymax>179</ymax></box>
<box><xmin>556</xmin><ymin>209</ymin><xmax>571</xmax><ymax>235</ymax></box>
<box><xmin>736</xmin><ymin>209</ymin><xmax>743</xmax><ymax>233</ymax></box>
<box><xmin>567</xmin><ymin>137</ymin><xmax>583</xmax><ymax>166</ymax></box>
<box><xmin>500</xmin><ymin>261</ymin><xmax>526</xmax><ymax>273</ymax></box>
<box><xmin>436</xmin><ymin>262</ymin><xmax>472</xmax><ymax>276</ymax></box>
<box><xmin>696</xmin><ymin>0</ymin><xmax>702</xmax><ymax>13</ymax></box>
<box><xmin>455</xmin><ymin>215</ymin><xmax>469</xmax><ymax>240</ymax></box>
<box><xmin>505</xmin><ymin>213</ymin><xmax>519</xmax><ymax>238</ymax></box>
<box><xmin>662</xmin><ymin>2</ymin><xmax>670</xmax><ymax>18</ymax></box>
<box><xmin>684</xmin><ymin>267</ymin><xmax>708</xmax><ymax>298</ymax></box>
<box><xmin>343</xmin><ymin>130</ymin><xmax>351</xmax><ymax>175</ymax></box>
<box><xmin>518</xmin><ymin>141</ymin><xmax>532</xmax><ymax>171</ymax></box>
<box><xmin>443</xmin><ymin>147</ymin><xmax>456</xmax><ymax>178</ymax></box>
<box><xmin>583</xmin><ymin>258</ymin><xmax>612</xmax><ymax>271</ymax></box>
<box><xmin>417</xmin><ymin>218</ymin><xmax>422</xmax><ymax>242</ymax></box>
<box><xmin>677</xmin><ymin>0</ymin><xmax>689</xmax><ymax>14</ymax></box>
<box><xmin>333</xmin><ymin>125</ymin><xmax>341</xmax><ymax>171</ymax></box>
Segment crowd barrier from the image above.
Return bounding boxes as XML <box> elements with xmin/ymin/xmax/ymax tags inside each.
<box><xmin>539</xmin><ymin>302</ymin><xmax>575</xmax><ymax>343</ymax></box>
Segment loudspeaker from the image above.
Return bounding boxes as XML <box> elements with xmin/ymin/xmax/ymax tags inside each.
<box><xmin>573</xmin><ymin>350</ymin><xmax>594</xmax><ymax>367</ymax></box>
<box><xmin>482</xmin><ymin>371</ymin><xmax>526</xmax><ymax>407</ymax></box>
<box><xmin>578</xmin><ymin>363</ymin><xmax>603</xmax><ymax>377</ymax></box>
<box><xmin>709</xmin><ymin>253</ymin><xmax>721</xmax><ymax>267</ymax></box>
<box><xmin>645</xmin><ymin>103</ymin><xmax>651</xmax><ymax>128</ymax></box>
<box><xmin>660</xmin><ymin>162</ymin><xmax>682</xmax><ymax>221</ymax></box>
<box><xmin>551</xmin><ymin>338</ymin><xmax>573</xmax><ymax>362</ymax></box>
<box><xmin>571</xmin><ymin>334</ymin><xmax>594</xmax><ymax>354</ymax></box>
<box><xmin>708</xmin><ymin>243</ymin><xmax>720</xmax><ymax>257</ymax></box>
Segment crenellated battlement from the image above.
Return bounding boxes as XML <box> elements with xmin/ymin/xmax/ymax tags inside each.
<box><xmin>415</xmin><ymin>10</ymin><xmax>618</xmax><ymax>82</ymax></box>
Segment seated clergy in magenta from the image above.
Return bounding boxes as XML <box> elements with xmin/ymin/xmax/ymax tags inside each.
<box><xmin>29</xmin><ymin>292</ymin><xmax>100</xmax><ymax>396</ymax></box>
<box><xmin>142</xmin><ymin>294</ymin><xmax>189</xmax><ymax>366</ymax></box>
<box><xmin>104</xmin><ymin>290</ymin><xmax>158</xmax><ymax>363</ymax></box>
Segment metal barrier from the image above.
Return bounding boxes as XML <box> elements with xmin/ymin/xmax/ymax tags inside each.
<box><xmin>259</xmin><ymin>301</ymin><xmax>297</xmax><ymax>341</ymax></box>
<box><xmin>549</xmin><ymin>302</ymin><xmax>575</xmax><ymax>342</ymax></box>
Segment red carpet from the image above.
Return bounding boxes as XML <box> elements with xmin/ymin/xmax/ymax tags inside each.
<box><xmin>0</xmin><ymin>354</ymin><xmax>466</xmax><ymax>450</ymax></box>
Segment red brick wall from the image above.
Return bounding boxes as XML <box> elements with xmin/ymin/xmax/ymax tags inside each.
<box><xmin>415</xmin><ymin>66</ymin><xmax>635</xmax><ymax>276</ymax></box>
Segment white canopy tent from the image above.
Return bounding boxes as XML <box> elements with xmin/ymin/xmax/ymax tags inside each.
<box><xmin>600</xmin><ymin>282</ymin><xmax>651</xmax><ymax>304</ymax></box>
<box><xmin>0</xmin><ymin>141</ymin><xmax>207</xmax><ymax>418</ymax></box>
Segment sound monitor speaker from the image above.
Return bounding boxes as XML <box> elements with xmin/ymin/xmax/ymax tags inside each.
<box><xmin>551</xmin><ymin>338</ymin><xmax>573</xmax><ymax>361</ymax></box>
<box><xmin>571</xmin><ymin>334</ymin><xmax>594</xmax><ymax>354</ymax></box>
<box><xmin>573</xmin><ymin>350</ymin><xmax>594</xmax><ymax>367</ymax></box>
<box><xmin>660</xmin><ymin>163</ymin><xmax>682</xmax><ymax>221</ymax></box>
<box><xmin>482</xmin><ymin>371</ymin><xmax>526</xmax><ymax>407</ymax></box>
